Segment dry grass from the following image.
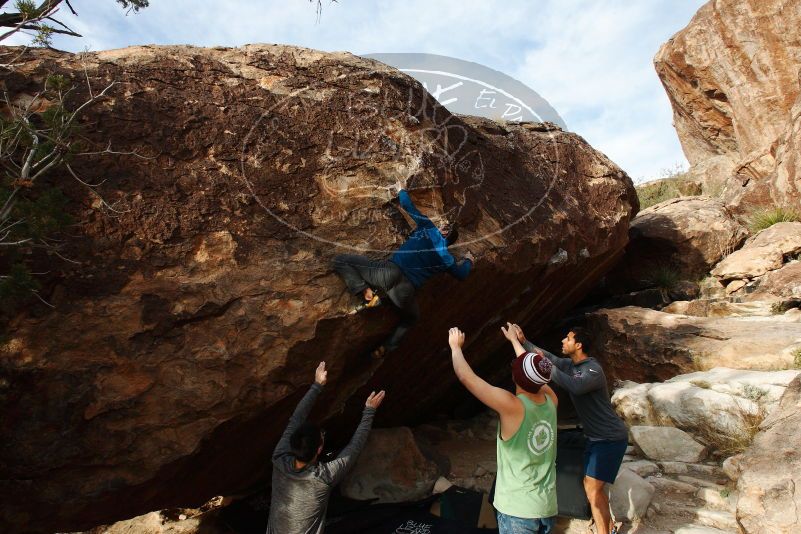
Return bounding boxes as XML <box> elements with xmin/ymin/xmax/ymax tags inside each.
<box><xmin>694</xmin><ymin>403</ymin><xmax>766</xmax><ymax>456</ymax></box>
<box><xmin>636</xmin><ymin>166</ymin><xmax>701</xmax><ymax>210</ymax></box>
<box><xmin>793</xmin><ymin>347</ymin><xmax>801</xmax><ymax>370</ymax></box>
<box><xmin>747</xmin><ymin>206</ymin><xmax>801</xmax><ymax>233</ymax></box>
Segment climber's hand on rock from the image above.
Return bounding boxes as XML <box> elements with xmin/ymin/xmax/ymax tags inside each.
<box><xmin>314</xmin><ymin>361</ymin><xmax>328</xmax><ymax>386</ymax></box>
<box><xmin>448</xmin><ymin>327</ymin><xmax>465</xmax><ymax>350</ymax></box>
<box><xmin>464</xmin><ymin>251</ymin><xmax>475</xmax><ymax>263</ymax></box>
<box><xmin>387</xmin><ymin>178</ymin><xmax>403</xmax><ymax>197</ymax></box>
<box><xmin>365</xmin><ymin>390</ymin><xmax>386</xmax><ymax>409</ymax></box>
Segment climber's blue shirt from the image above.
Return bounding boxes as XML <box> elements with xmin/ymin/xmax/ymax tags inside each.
<box><xmin>390</xmin><ymin>190</ymin><xmax>472</xmax><ymax>288</ymax></box>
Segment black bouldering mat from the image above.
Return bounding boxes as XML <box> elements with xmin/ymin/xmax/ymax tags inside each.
<box><xmin>556</xmin><ymin>427</ymin><xmax>592</xmax><ymax>519</ymax></box>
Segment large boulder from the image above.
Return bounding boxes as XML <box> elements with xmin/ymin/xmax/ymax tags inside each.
<box><xmin>711</xmin><ymin>222</ymin><xmax>801</xmax><ymax>282</ymax></box>
<box><xmin>609</xmin><ymin>467</ymin><xmax>655</xmax><ymax>522</ymax></box>
<box><xmin>629</xmin><ymin>426</ymin><xmax>706</xmax><ymax>463</ymax></box>
<box><xmin>588</xmin><ymin>306</ymin><xmax>801</xmax><ymax>382</ymax></box>
<box><xmin>736</xmin><ymin>375</ymin><xmax>801</xmax><ymax>533</ymax></box>
<box><xmin>747</xmin><ymin>260</ymin><xmax>801</xmax><ymax>301</ymax></box>
<box><xmin>613</xmin><ymin>368</ymin><xmax>801</xmax><ymax>455</ymax></box>
<box><xmin>654</xmin><ymin>0</ymin><xmax>801</xmax><ymax>210</ymax></box>
<box><xmin>341</xmin><ymin>427</ymin><xmax>439</xmax><ymax>503</ymax></box>
<box><xmin>0</xmin><ymin>45</ymin><xmax>638</xmax><ymax>531</ymax></box>
<box><xmin>609</xmin><ymin>196</ymin><xmax>748</xmax><ymax>285</ymax></box>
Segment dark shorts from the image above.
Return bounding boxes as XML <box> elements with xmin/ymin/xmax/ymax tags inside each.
<box><xmin>584</xmin><ymin>438</ymin><xmax>628</xmax><ymax>484</ymax></box>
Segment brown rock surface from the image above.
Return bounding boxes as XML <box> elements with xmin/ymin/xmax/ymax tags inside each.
<box><xmin>655</xmin><ymin>0</ymin><xmax>801</xmax><ymax>209</ymax></box>
<box><xmin>341</xmin><ymin>427</ymin><xmax>439</xmax><ymax>503</ymax></box>
<box><xmin>609</xmin><ymin>196</ymin><xmax>747</xmax><ymax>285</ymax></box>
<box><xmin>748</xmin><ymin>260</ymin><xmax>801</xmax><ymax>301</ymax></box>
<box><xmin>0</xmin><ymin>45</ymin><xmax>636</xmax><ymax>531</ymax></box>
<box><xmin>736</xmin><ymin>375</ymin><xmax>801</xmax><ymax>533</ymax></box>
<box><xmin>588</xmin><ymin>306</ymin><xmax>801</xmax><ymax>383</ymax></box>
<box><xmin>711</xmin><ymin>222</ymin><xmax>801</xmax><ymax>281</ymax></box>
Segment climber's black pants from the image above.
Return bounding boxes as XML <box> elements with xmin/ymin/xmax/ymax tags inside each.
<box><xmin>332</xmin><ymin>254</ymin><xmax>420</xmax><ymax>351</ymax></box>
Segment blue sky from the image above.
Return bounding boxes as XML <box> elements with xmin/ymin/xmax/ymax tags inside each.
<box><xmin>6</xmin><ymin>0</ymin><xmax>707</xmax><ymax>182</ymax></box>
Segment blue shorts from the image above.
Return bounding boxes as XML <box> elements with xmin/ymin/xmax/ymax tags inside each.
<box><xmin>496</xmin><ymin>512</ymin><xmax>555</xmax><ymax>534</ymax></box>
<box><xmin>584</xmin><ymin>439</ymin><xmax>628</xmax><ymax>484</ymax></box>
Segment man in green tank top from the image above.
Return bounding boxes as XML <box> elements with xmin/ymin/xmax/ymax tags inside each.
<box><xmin>448</xmin><ymin>325</ymin><xmax>558</xmax><ymax>534</ymax></box>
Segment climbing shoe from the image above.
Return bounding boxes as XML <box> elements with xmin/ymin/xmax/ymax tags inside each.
<box><xmin>348</xmin><ymin>294</ymin><xmax>381</xmax><ymax>315</ymax></box>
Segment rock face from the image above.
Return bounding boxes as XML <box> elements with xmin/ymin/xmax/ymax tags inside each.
<box><xmin>613</xmin><ymin>368</ymin><xmax>801</xmax><ymax>455</ymax></box>
<box><xmin>655</xmin><ymin>0</ymin><xmax>801</xmax><ymax>210</ymax></box>
<box><xmin>588</xmin><ymin>306</ymin><xmax>801</xmax><ymax>382</ymax></box>
<box><xmin>609</xmin><ymin>196</ymin><xmax>747</xmax><ymax>285</ymax></box>
<box><xmin>609</xmin><ymin>467</ymin><xmax>655</xmax><ymax>522</ymax></box>
<box><xmin>711</xmin><ymin>222</ymin><xmax>801</xmax><ymax>282</ymax></box>
<box><xmin>736</xmin><ymin>375</ymin><xmax>801</xmax><ymax>533</ymax></box>
<box><xmin>748</xmin><ymin>260</ymin><xmax>801</xmax><ymax>301</ymax></box>
<box><xmin>341</xmin><ymin>427</ymin><xmax>439</xmax><ymax>503</ymax></box>
<box><xmin>0</xmin><ymin>45</ymin><xmax>637</xmax><ymax>531</ymax></box>
<box><xmin>630</xmin><ymin>426</ymin><xmax>707</xmax><ymax>463</ymax></box>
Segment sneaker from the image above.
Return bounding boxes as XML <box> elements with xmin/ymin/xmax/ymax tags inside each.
<box><xmin>348</xmin><ymin>294</ymin><xmax>381</xmax><ymax>315</ymax></box>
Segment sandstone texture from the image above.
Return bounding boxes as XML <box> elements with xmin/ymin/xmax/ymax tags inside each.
<box><xmin>588</xmin><ymin>306</ymin><xmax>801</xmax><ymax>382</ymax></box>
<box><xmin>613</xmin><ymin>368</ymin><xmax>800</xmax><ymax>454</ymax></box>
<box><xmin>609</xmin><ymin>467</ymin><xmax>655</xmax><ymax>521</ymax></box>
<box><xmin>655</xmin><ymin>0</ymin><xmax>801</xmax><ymax>210</ymax></box>
<box><xmin>736</xmin><ymin>375</ymin><xmax>801</xmax><ymax>533</ymax></box>
<box><xmin>0</xmin><ymin>45</ymin><xmax>637</xmax><ymax>531</ymax></box>
<box><xmin>630</xmin><ymin>426</ymin><xmax>707</xmax><ymax>463</ymax></box>
<box><xmin>747</xmin><ymin>260</ymin><xmax>801</xmax><ymax>301</ymax></box>
<box><xmin>341</xmin><ymin>427</ymin><xmax>439</xmax><ymax>503</ymax></box>
<box><xmin>610</xmin><ymin>196</ymin><xmax>747</xmax><ymax>285</ymax></box>
<box><xmin>711</xmin><ymin>222</ymin><xmax>801</xmax><ymax>281</ymax></box>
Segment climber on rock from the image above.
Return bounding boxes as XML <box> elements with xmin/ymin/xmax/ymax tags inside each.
<box><xmin>333</xmin><ymin>187</ymin><xmax>474</xmax><ymax>358</ymax></box>
<box><xmin>447</xmin><ymin>326</ymin><xmax>558</xmax><ymax>534</ymax></box>
<box><xmin>267</xmin><ymin>361</ymin><xmax>385</xmax><ymax>534</ymax></box>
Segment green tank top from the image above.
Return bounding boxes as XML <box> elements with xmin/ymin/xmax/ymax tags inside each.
<box><xmin>494</xmin><ymin>394</ymin><xmax>558</xmax><ymax>519</ymax></box>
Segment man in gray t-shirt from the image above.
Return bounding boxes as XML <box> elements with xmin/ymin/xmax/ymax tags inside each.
<box><xmin>511</xmin><ymin>323</ymin><xmax>626</xmax><ymax>534</ymax></box>
<box><xmin>267</xmin><ymin>362</ymin><xmax>386</xmax><ymax>534</ymax></box>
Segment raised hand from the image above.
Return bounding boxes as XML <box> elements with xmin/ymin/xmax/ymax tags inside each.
<box><xmin>500</xmin><ymin>322</ymin><xmax>518</xmax><ymax>341</ymax></box>
<box><xmin>365</xmin><ymin>390</ymin><xmax>386</xmax><ymax>409</ymax></box>
<box><xmin>511</xmin><ymin>323</ymin><xmax>527</xmax><ymax>344</ymax></box>
<box><xmin>448</xmin><ymin>327</ymin><xmax>466</xmax><ymax>350</ymax></box>
<box><xmin>314</xmin><ymin>361</ymin><xmax>328</xmax><ymax>386</ymax></box>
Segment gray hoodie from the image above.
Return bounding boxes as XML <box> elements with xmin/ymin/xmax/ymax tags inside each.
<box><xmin>523</xmin><ymin>341</ymin><xmax>628</xmax><ymax>442</ymax></box>
<box><xmin>266</xmin><ymin>383</ymin><xmax>375</xmax><ymax>534</ymax></box>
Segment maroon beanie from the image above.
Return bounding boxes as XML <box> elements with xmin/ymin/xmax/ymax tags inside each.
<box><xmin>512</xmin><ymin>352</ymin><xmax>553</xmax><ymax>393</ymax></box>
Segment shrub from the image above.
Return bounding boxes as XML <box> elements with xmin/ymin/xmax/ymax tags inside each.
<box><xmin>747</xmin><ymin>207</ymin><xmax>801</xmax><ymax>234</ymax></box>
<box><xmin>695</xmin><ymin>403</ymin><xmax>766</xmax><ymax>456</ymax></box>
<box><xmin>741</xmin><ymin>384</ymin><xmax>767</xmax><ymax>402</ymax></box>
<box><xmin>643</xmin><ymin>265</ymin><xmax>681</xmax><ymax>291</ymax></box>
<box><xmin>636</xmin><ymin>165</ymin><xmax>700</xmax><ymax>210</ymax></box>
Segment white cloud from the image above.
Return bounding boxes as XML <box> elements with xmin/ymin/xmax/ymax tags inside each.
<box><xmin>5</xmin><ymin>0</ymin><xmax>708</xmax><ymax>181</ymax></box>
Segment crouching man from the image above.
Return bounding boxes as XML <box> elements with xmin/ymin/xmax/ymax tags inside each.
<box><xmin>267</xmin><ymin>361</ymin><xmax>386</xmax><ymax>534</ymax></box>
<box><xmin>448</xmin><ymin>326</ymin><xmax>558</xmax><ymax>534</ymax></box>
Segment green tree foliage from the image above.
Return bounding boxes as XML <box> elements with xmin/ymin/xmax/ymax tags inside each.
<box><xmin>1</xmin><ymin>2</ymin><xmax>147</xmax><ymax>329</ymax></box>
<box><xmin>0</xmin><ymin>1</ymin><xmax>149</xmax><ymax>46</ymax></box>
